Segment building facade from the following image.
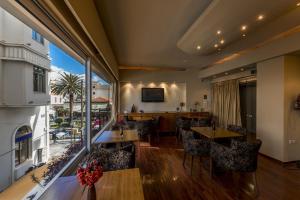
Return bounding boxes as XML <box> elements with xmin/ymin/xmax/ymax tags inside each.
<box><xmin>0</xmin><ymin>7</ymin><xmax>50</xmax><ymax>191</ymax></box>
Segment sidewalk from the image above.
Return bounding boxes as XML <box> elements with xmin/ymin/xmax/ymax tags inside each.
<box><xmin>0</xmin><ymin>165</ymin><xmax>47</xmax><ymax>200</ymax></box>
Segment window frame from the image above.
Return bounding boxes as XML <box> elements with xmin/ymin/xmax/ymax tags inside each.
<box><xmin>33</xmin><ymin>65</ymin><xmax>46</xmax><ymax>93</ymax></box>
<box><xmin>32</xmin><ymin>29</ymin><xmax>44</xmax><ymax>45</ymax></box>
<box><xmin>15</xmin><ymin>126</ymin><xmax>32</xmax><ymax>167</ymax></box>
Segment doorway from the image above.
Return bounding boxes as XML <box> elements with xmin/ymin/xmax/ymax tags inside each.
<box><xmin>240</xmin><ymin>81</ymin><xmax>256</xmax><ymax>134</ymax></box>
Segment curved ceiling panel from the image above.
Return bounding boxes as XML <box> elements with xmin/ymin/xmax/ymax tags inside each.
<box><xmin>177</xmin><ymin>0</ymin><xmax>297</xmax><ymax>55</ymax></box>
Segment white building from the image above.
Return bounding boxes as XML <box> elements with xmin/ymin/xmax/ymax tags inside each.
<box><xmin>92</xmin><ymin>81</ymin><xmax>110</xmax><ymax>99</ymax></box>
<box><xmin>0</xmin><ymin>7</ymin><xmax>50</xmax><ymax>191</ymax></box>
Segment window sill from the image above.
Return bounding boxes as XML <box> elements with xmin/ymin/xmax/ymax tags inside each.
<box><xmin>15</xmin><ymin>159</ymin><xmax>33</xmax><ymax>170</ymax></box>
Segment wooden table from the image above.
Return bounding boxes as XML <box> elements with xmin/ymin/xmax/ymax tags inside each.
<box><xmin>94</xmin><ymin>129</ymin><xmax>139</xmax><ymax>144</ymax></box>
<box><xmin>39</xmin><ymin>168</ymin><xmax>145</xmax><ymax>200</ymax></box>
<box><xmin>191</xmin><ymin>127</ymin><xmax>242</xmax><ymax>178</ymax></box>
<box><xmin>94</xmin><ymin>129</ymin><xmax>140</xmax><ymax>165</ymax></box>
<box><xmin>191</xmin><ymin>127</ymin><xmax>243</xmax><ymax>139</ymax></box>
<box><xmin>131</xmin><ymin>116</ymin><xmax>154</xmax><ymax>121</ymax></box>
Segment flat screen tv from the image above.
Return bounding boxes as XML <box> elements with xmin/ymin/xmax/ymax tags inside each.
<box><xmin>142</xmin><ymin>88</ymin><xmax>164</xmax><ymax>102</ymax></box>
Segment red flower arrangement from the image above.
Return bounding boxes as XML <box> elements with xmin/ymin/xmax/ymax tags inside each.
<box><xmin>77</xmin><ymin>160</ymin><xmax>103</xmax><ymax>187</ymax></box>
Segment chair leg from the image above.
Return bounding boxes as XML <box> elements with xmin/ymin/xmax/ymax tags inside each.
<box><xmin>253</xmin><ymin>172</ymin><xmax>259</xmax><ymax>198</ymax></box>
<box><xmin>183</xmin><ymin>152</ymin><xmax>186</xmax><ymax>167</ymax></box>
<box><xmin>191</xmin><ymin>155</ymin><xmax>194</xmax><ymax>175</ymax></box>
<box><xmin>176</xmin><ymin>127</ymin><xmax>179</xmax><ymax>144</ymax></box>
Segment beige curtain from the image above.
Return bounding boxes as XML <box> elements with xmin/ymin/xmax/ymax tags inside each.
<box><xmin>212</xmin><ymin>79</ymin><xmax>241</xmax><ymax>128</ymax></box>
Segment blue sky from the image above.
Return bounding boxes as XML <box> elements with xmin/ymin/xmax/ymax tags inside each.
<box><xmin>49</xmin><ymin>43</ymin><xmax>85</xmax><ymax>74</ymax></box>
<box><xmin>49</xmin><ymin>43</ymin><xmax>108</xmax><ymax>84</ymax></box>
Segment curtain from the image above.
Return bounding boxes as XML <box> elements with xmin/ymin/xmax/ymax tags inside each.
<box><xmin>212</xmin><ymin>79</ymin><xmax>241</xmax><ymax>128</ymax></box>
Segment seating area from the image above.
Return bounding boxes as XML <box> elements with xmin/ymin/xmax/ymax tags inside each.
<box><xmin>1</xmin><ymin>1</ymin><xmax>300</xmax><ymax>200</ymax></box>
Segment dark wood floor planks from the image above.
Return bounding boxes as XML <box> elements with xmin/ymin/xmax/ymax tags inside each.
<box><xmin>138</xmin><ymin>136</ymin><xmax>300</xmax><ymax>200</ymax></box>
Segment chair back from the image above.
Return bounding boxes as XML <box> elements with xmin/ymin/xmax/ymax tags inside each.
<box><xmin>176</xmin><ymin>117</ymin><xmax>183</xmax><ymax>127</ymax></box>
<box><xmin>182</xmin><ymin>119</ymin><xmax>192</xmax><ymax>130</ymax></box>
<box><xmin>181</xmin><ymin>129</ymin><xmax>195</xmax><ymax>151</ymax></box>
<box><xmin>231</xmin><ymin>139</ymin><xmax>262</xmax><ymax>172</ymax></box>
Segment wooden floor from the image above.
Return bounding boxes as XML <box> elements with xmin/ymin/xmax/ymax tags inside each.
<box><xmin>138</xmin><ymin>136</ymin><xmax>300</xmax><ymax>200</ymax></box>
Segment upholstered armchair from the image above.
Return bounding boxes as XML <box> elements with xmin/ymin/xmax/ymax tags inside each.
<box><xmin>227</xmin><ymin>124</ymin><xmax>247</xmax><ymax>141</ymax></box>
<box><xmin>152</xmin><ymin>116</ymin><xmax>161</xmax><ymax>142</ymax></box>
<box><xmin>83</xmin><ymin>143</ymin><xmax>135</xmax><ymax>171</ymax></box>
<box><xmin>211</xmin><ymin>139</ymin><xmax>262</xmax><ymax>196</ymax></box>
<box><xmin>181</xmin><ymin>129</ymin><xmax>211</xmax><ymax>175</ymax></box>
<box><xmin>137</xmin><ymin>120</ymin><xmax>154</xmax><ymax>143</ymax></box>
<box><xmin>176</xmin><ymin>118</ymin><xmax>191</xmax><ymax>142</ymax></box>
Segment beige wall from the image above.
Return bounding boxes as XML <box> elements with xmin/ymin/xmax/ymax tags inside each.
<box><xmin>120</xmin><ymin>69</ymin><xmax>211</xmax><ymax>112</ymax></box>
<box><xmin>257</xmin><ymin>56</ymin><xmax>285</xmax><ymax>161</ymax></box>
<box><xmin>257</xmin><ymin>55</ymin><xmax>300</xmax><ymax>162</ymax></box>
<box><xmin>120</xmin><ymin>82</ymin><xmax>186</xmax><ymax>113</ymax></box>
<box><xmin>284</xmin><ymin>56</ymin><xmax>300</xmax><ymax>162</ymax></box>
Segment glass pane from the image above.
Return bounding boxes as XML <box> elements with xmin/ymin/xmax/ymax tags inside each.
<box><xmin>91</xmin><ymin>72</ymin><xmax>112</xmax><ymax>138</ymax></box>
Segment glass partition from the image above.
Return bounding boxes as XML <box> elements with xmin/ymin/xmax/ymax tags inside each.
<box><xmin>91</xmin><ymin>72</ymin><xmax>113</xmax><ymax>138</ymax></box>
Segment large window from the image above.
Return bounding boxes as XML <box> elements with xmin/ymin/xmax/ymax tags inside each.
<box><xmin>33</xmin><ymin>66</ymin><xmax>46</xmax><ymax>93</ymax></box>
<box><xmin>91</xmin><ymin>73</ymin><xmax>113</xmax><ymax>137</ymax></box>
<box><xmin>15</xmin><ymin>126</ymin><xmax>32</xmax><ymax>166</ymax></box>
<box><xmin>32</xmin><ymin>30</ymin><xmax>44</xmax><ymax>44</ymax></box>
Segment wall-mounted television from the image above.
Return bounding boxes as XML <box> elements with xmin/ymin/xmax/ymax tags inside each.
<box><xmin>142</xmin><ymin>88</ymin><xmax>164</xmax><ymax>102</ymax></box>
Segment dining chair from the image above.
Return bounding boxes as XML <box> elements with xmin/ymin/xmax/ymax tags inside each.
<box><xmin>177</xmin><ymin>118</ymin><xmax>192</xmax><ymax>143</ymax></box>
<box><xmin>137</xmin><ymin>120</ymin><xmax>153</xmax><ymax>143</ymax></box>
<box><xmin>210</xmin><ymin>139</ymin><xmax>262</xmax><ymax>197</ymax></box>
<box><xmin>84</xmin><ymin>143</ymin><xmax>135</xmax><ymax>171</ymax></box>
<box><xmin>153</xmin><ymin>116</ymin><xmax>161</xmax><ymax>142</ymax></box>
<box><xmin>227</xmin><ymin>124</ymin><xmax>247</xmax><ymax>141</ymax></box>
<box><xmin>181</xmin><ymin>129</ymin><xmax>211</xmax><ymax>175</ymax></box>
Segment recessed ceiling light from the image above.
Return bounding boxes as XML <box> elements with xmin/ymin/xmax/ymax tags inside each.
<box><xmin>297</xmin><ymin>2</ymin><xmax>300</xmax><ymax>6</ymax></box>
<box><xmin>240</xmin><ymin>68</ymin><xmax>245</xmax><ymax>71</ymax></box>
<box><xmin>196</xmin><ymin>45</ymin><xmax>201</xmax><ymax>50</ymax></box>
<box><xmin>220</xmin><ymin>39</ymin><xmax>225</xmax><ymax>44</ymax></box>
<box><xmin>241</xmin><ymin>25</ymin><xmax>247</xmax><ymax>31</ymax></box>
<box><xmin>217</xmin><ymin>30</ymin><xmax>222</xmax><ymax>35</ymax></box>
<box><xmin>257</xmin><ymin>14</ymin><xmax>264</xmax><ymax>21</ymax></box>
<box><xmin>214</xmin><ymin>44</ymin><xmax>219</xmax><ymax>48</ymax></box>
<box><xmin>242</xmin><ymin>34</ymin><xmax>246</xmax><ymax>37</ymax></box>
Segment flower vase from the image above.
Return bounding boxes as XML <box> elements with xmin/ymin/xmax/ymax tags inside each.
<box><xmin>87</xmin><ymin>184</ymin><xmax>96</xmax><ymax>200</ymax></box>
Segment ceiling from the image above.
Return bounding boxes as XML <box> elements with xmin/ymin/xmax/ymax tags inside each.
<box><xmin>96</xmin><ymin>0</ymin><xmax>300</xmax><ymax>70</ymax></box>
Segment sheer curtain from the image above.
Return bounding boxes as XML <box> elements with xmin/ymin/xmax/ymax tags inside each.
<box><xmin>212</xmin><ymin>79</ymin><xmax>241</xmax><ymax>128</ymax></box>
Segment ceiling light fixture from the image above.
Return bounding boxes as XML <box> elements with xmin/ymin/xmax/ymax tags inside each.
<box><xmin>217</xmin><ymin>30</ymin><xmax>222</xmax><ymax>35</ymax></box>
<box><xmin>220</xmin><ymin>39</ymin><xmax>225</xmax><ymax>44</ymax></box>
<box><xmin>240</xmin><ymin>68</ymin><xmax>245</xmax><ymax>71</ymax></box>
<box><xmin>257</xmin><ymin>14</ymin><xmax>264</xmax><ymax>21</ymax></box>
<box><xmin>196</xmin><ymin>45</ymin><xmax>201</xmax><ymax>50</ymax></box>
<box><xmin>242</xmin><ymin>34</ymin><xmax>246</xmax><ymax>37</ymax></box>
<box><xmin>241</xmin><ymin>25</ymin><xmax>247</xmax><ymax>31</ymax></box>
<box><xmin>297</xmin><ymin>2</ymin><xmax>300</xmax><ymax>6</ymax></box>
<box><xmin>214</xmin><ymin>44</ymin><xmax>219</xmax><ymax>48</ymax></box>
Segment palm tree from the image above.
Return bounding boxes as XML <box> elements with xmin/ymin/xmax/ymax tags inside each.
<box><xmin>51</xmin><ymin>73</ymin><xmax>82</xmax><ymax>126</ymax></box>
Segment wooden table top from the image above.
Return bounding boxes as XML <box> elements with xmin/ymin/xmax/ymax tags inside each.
<box><xmin>39</xmin><ymin>168</ymin><xmax>144</xmax><ymax>200</ymax></box>
<box><xmin>191</xmin><ymin>127</ymin><xmax>242</xmax><ymax>139</ymax></box>
<box><xmin>182</xmin><ymin>116</ymin><xmax>208</xmax><ymax>120</ymax></box>
<box><xmin>94</xmin><ymin>129</ymin><xmax>139</xmax><ymax>144</ymax></box>
<box><xmin>131</xmin><ymin>116</ymin><xmax>154</xmax><ymax>121</ymax></box>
